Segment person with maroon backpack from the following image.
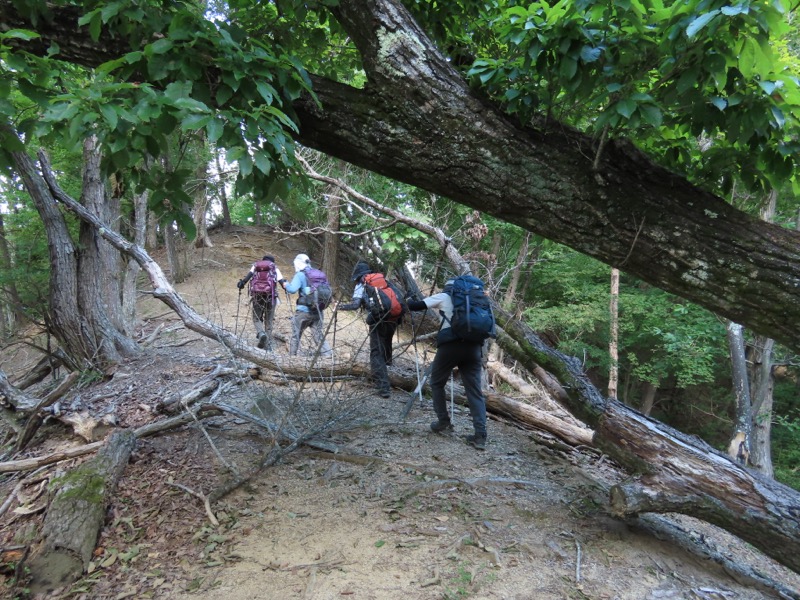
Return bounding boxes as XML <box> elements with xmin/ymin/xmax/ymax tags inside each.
<box><xmin>336</xmin><ymin>260</ymin><xmax>406</xmax><ymax>398</ymax></box>
<box><xmin>237</xmin><ymin>255</ymin><xmax>286</xmax><ymax>350</ymax></box>
<box><xmin>284</xmin><ymin>253</ymin><xmax>332</xmax><ymax>357</ymax></box>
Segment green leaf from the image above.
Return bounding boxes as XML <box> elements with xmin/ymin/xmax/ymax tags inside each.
<box><xmin>685</xmin><ymin>10</ymin><xmax>720</xmax><ymax>38</ymax></box>
<box><xmin>580</xmin><ymin>46</ymin><xmax>601</xmax><ymax>63</ymax></box>
<box><xmin>256</xmin><ymin>81</ymin><xmax>277</xmax><ymax>104</ymax></box>
<box><xmin>99</xmin><ymin>104</ymin><xmax>119</xmax><ymax>130</ymax></box>
<box><xmin>559</xmin><ymin>56</ymin><xmax>577</xmax><ymax>80</ymax></box>
<box><xmin>638</xmin><ymin>104</ymin><xmax>662</xmax><ymax>127</ymax></box>
<box><xmin>615</xmin><ymin>98</ymin><xmax>636</xmax><ymax>119</ymax></box>
<box><xmin>1</xmin><ymin>29</ymin><xmax>40</xmax><ymax>41</ymax></box>
<box><xmin>181</xmin><ymin>114</ymin><xmax>210</xmax><ymax>131</ymax></box>
<box><xmin>206</xmin><ymin>118</ymin><xmax>223</xmax><ymax>143</ymax></box>
<box><xmin>709</xmin><ymin>97</ymin><xmax>727</xmax><ymax>111</ymax></box>
<box><xmin>148</xmin><ymin>38</ymin><xmax>173</xmax><ymax>55</ymax></box>
<box><xmin>253</xmin><ymin>151</ymin><xmax>271</xmax><ymax>176</ymax></box>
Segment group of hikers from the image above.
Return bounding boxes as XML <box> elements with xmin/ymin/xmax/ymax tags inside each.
<box><xmin>237</xmin><ymin>253</ymin><xmax>493</xmax><ymax>450</ymax></box>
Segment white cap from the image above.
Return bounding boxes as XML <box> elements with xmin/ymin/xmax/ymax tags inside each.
<box><xmin>293</xmin><ymin>253</ymin><xmax>310</xmax><ymax>273</ymax></box>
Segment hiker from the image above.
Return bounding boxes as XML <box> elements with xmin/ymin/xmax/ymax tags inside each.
<box><xmin>283</xmin><ymin>253</ymin><xmax>332</xmax><ymax>357</ymax></box>
<box><xmin>336</xmin><ymin>260</ymin><xmax>405</xmax><ymax>398</ymax></box>
<box><xmin>406</xmin><ymin>279</ymin><xmax>490</xmax><ymax>450</ymax></box>
<box><xmin>237</xmin><ymin>255</ymin><xmax>286</xmax><ymax>350</ymax></box>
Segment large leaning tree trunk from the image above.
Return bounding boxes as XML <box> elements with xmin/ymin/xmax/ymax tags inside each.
<box><xmin>4</xmin><ymin>125</ymin><xmax>137</xmax><ymax>368</ymax></box>
<box><xmin>3</xmin><ymin>0</ymin><xmax>800</xmax><ymax>352</ymax></box>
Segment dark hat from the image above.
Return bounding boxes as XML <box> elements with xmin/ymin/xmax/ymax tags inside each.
<box><xmin>352</xmin><ymin>260</ymin><xmax>371</xmax><ymax>282</ymax></box>
<box><xmin>262</xmin><ymin>255</ymin><xmax>274</xmax><ymax>262</ymax></box>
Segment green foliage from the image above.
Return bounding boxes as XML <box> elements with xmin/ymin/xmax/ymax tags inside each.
<box><xmin>0</xmin><ymin>0</ymin><xmax>315</xmax><ymax>223</ymax></box>
<box><xmin>525</xmin><ymin>245</ymin><xmax>727</xmax><ymax>394</ymax></box>
<box><xmin>462</xmin><ymin>0</ymin><xmax>800</xmax><ymax>195</ymax></box>
<box><xmin>772</xmin><ymin>373</ymin><xmax>800</xmax><ymax>489</ymax></box>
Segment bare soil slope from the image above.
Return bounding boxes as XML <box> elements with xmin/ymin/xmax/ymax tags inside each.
<box><xmin>1</xmin><ymin>227</ymin><xmax>799</xmax><ymax>600</ymax></box>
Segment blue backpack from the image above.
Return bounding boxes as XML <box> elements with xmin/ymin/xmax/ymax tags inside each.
<box><xmin>446</xmin><ymin>275</ymin><xmax>496</xmax><ymax>342</ymax></box>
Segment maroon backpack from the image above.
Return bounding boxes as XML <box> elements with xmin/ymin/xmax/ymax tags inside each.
<box><xmin>249</xmin><ymin>260</ymin><xmax>277</xmax><ymax>303</ymax></box>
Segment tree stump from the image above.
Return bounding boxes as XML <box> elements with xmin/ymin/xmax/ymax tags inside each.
<box><xmin>27</xmin><ymin>430</ymin><xmax>135</xmax><ymax>592</ymax></box>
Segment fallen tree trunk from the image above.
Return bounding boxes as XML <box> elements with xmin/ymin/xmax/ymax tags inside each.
<box><xmin>26</xmin><ymin>429</ymin><xmax>136</xmax><ymax>592</ymax></box>
<box><xmin>496</xmin><ymin>306</ymin><xmax>800</xmax><ymax>574</ymax></box>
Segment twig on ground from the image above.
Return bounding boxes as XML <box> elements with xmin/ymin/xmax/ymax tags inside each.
<box><xmin>167</xmin><ymin>482</ymin><xmax>219</xmax><ymax>526</ymax></box>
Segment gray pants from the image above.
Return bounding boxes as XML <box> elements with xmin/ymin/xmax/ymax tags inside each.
<box><xmin>251</xmin><ymin>294</ymin><xmax>275</xmax><ymax>350</ymax></box>
<box><xmin>290</xmin><ymin>309</ymin><xmax>331</xmax><ymax>356</ymax></box>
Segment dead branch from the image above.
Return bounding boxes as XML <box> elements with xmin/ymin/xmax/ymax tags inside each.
<box><xmin>166</xmin><ymin>482</ymin><xmax>219</xmax><ymax>526</ymax></box>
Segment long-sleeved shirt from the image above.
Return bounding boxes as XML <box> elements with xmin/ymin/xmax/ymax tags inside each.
<box><xmin>337</xmin><ymin>283</ymin><xmax>366</xmax><ymax>311</ymax></box>
<box><xmin>284</xmin><ymin>270</ymin><xmax>311</xmax><ymax>313</ymax></box>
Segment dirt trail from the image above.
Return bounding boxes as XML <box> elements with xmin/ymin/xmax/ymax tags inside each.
<box><xmin>1</xmin><ymin>227</ymin><xmax>798</xmax><ymax>600</ymax></box>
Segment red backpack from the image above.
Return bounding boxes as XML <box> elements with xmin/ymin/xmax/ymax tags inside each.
<box><xmin>363</xmin><ymin>273</ymin><xmax>405</xmax><ymax>321</ymax></box>
<box><xmin>249</xmin><ymin>260</ymin><xmax>277</xmax><ymax>303</ymax></box>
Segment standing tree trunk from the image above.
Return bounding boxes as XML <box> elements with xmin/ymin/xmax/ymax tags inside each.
<box><xmin>78</xmin><ymin>136</ymin><xmax>137</xmax><ymax>360</ymax></box>
<box><xmin>121</xmin><ymin>173</ymin><xmax>149</xmax><ymax>335</ymax></box>
<box><xmin>749</xmin><ymin>335</ymin><xmax>774</xmax><ymax>477</ymax></box>
<box><xmin>747</xmin><ymin>190</ymin><xmax>779</xmax><ymax>476</ymax></box>
<box><xmin>6</xmin><ymin>125</ymin><xmax>136</xmax><ymax>367</ymax></box>
<box><xmin>639</xmin><ymin>380</ymin><xmax>657</xmax><ymax>416</ymax></box>
<box><xmin>725</xmin><ymin>319</ymin><xmax>752</xmax><ymax>465</ymax></box>
<box><xmin>192</xmin><ymin>133</ymin><xmax>213</xmax><ymax>249</ymax></box>
<box><xmin>322</xmin><ymin>187</ymin><xmax>342</xmax><ymax>288</ymax></box>
<box><xmin>214</xmin><ymin>151</ymin><xmax>232</xmax><ymax>230</ymax></box>
<box><xmin>164</xmin><ymin>221</ymin><xmax>189</xmax><ymax>284</ymax></box>
<box><xmin>145</xmin><ymin>210</ymin><xmax>158</xmax><ymax>249</ymax></box>
<box><xmin>609</xmin><ymin>268</ymin><xmax>620</xmax><ymax>399</ymax></box>
<box><xmin>0</xmin><ymin>211</ymin><xmax>25</xmax><ymax>330</ymax></box>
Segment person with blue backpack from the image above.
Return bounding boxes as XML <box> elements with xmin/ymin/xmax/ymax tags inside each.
<box><xmin>284</xmin><ymin>253</ymin><xmax>332</xmax><ymax>357</ymax></box>
<box><xmin>237</xmin><ymin>255</ymin><xmax>285</xmax><ymax>350</ymax></box>
<box><xmin>336</xmin><ymin>260</ymin><xmax>406</xmax><ymax>398</ymax></box>
<box><xmin>406</xmin><ymin>275</ymin><xmax>496</xmax><ymax>450</ymax></box>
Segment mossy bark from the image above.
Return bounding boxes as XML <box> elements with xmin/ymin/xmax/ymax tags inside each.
<box><xmin>27</xmin><ymin>430</ymin><xmax>135</xmax><ymax>592</ymax></box>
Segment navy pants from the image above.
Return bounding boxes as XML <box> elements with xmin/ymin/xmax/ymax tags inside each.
<box><xmin>429</xmin><ymin>341</ymin><xmax>486</xmax><ymax>436</ymax></box>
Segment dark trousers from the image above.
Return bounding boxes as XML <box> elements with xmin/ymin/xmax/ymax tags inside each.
<box><xmin>369</xmin><ymin>320</ymin><xmax>397</xmax><ymax>392</ymax></box>
<box><xmin>429</xmin><ymin>341</ymin><xmax>486</xmax><ymax>436</ymax></box>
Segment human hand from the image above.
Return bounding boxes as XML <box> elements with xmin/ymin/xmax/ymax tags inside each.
<box><xmin>237</xmin><ymin>280</ymin><xmax>245</xmax><ymax>290</ymax></box>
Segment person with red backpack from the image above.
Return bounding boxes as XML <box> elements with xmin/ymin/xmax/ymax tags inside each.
<box><xmin>237</xmin><ymin>255</ymin><xmax>285</xmax><ymax>350</ymax></box>
<box><xmin>336</xmin><ymin>260</ymin><xmax>406</xmax><ymax>398</ymax></box>
<box><xmin>284</xmin><ymin>253</ymin><xmax>332</xmax><ymax>357</ymax></box>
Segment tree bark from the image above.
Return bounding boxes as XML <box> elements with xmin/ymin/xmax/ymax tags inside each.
<box><xmin>609</xmin><ymin>268</ymin><xmax>619</xmax><ymax>399</ymax></box>
<box><xmin>26</xmin><ymin>429</ymin><xmax>135</xmax><ymax>592</ymax></box>
<box><xmin>749</xmin><ymin>335</ymin><xmax>775</xmax><ymax>477</ymax></box>
<box><xmin>78</xmin><ymin>136</ymin><xmax>138</xmax><ymax>360</ymax></box>
<box><xmin>725</xmin><ymin>319</ymin><xmax>752</xmax><ymax>465</ymax></box>
<box><xmin>0</xmin><ymin>211</ymin><xmax>25</xmax><ymax>329</ymax></box>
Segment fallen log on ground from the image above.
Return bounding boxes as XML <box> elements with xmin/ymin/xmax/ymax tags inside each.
<box><xmin>26</xmin><ymin>429</ymin><xmax>136</xmax><ymax>592</ymax></box>
<box><xmin>497</xmin><ymin>307</ymin><xmax>800</xmax><ymax>574</ymax></box>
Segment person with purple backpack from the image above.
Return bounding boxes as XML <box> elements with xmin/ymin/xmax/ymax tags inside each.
<box><xmin>284</xmin><ymin>253</ymin><xmax>332</xmax><ymax>357</ymax></box>
<box><xmin>238</xmin><ymin>255</ymin><xmax>285</xmax><ymax>351</ymax></box>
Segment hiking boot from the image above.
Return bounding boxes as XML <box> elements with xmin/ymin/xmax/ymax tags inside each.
<box><xmin>257</xmin><ymin>333</ymin><xmax>267</xmax><ymax>349</ymax></box>
<box><xmin>465</xmin><ymin>433</ymin><xmax>487</xmax><ymax>450</ymax></box>
<box><xmin>430</xmin><ymin>419</ymin><xmax>453</xmax><ymax>434</ymax></box>
<box><xmin>379</xmin><ymin>388</ymin><xmax>391</xmax><ymax>398</ymax></box>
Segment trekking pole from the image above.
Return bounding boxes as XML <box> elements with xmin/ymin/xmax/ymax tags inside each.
<box><xmin>234</xmin><ymin>287</ymin><xmax>243</xmax><ymax>337</ymax></box>
<box><xmin>449</xmin><ymin>372</ymin><xmax>454</xmax><ymax>423</ymax></box>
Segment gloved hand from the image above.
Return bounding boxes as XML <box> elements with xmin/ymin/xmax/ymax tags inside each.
<box><xmin>278</xmin><ymin>278</ymin><xmax>287</xmax><ymax>290</ymax></box>
<box><xmin>237</xmin><ymin>279</ymin><xmax>245</xmax><ymax>290</ymax></box>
